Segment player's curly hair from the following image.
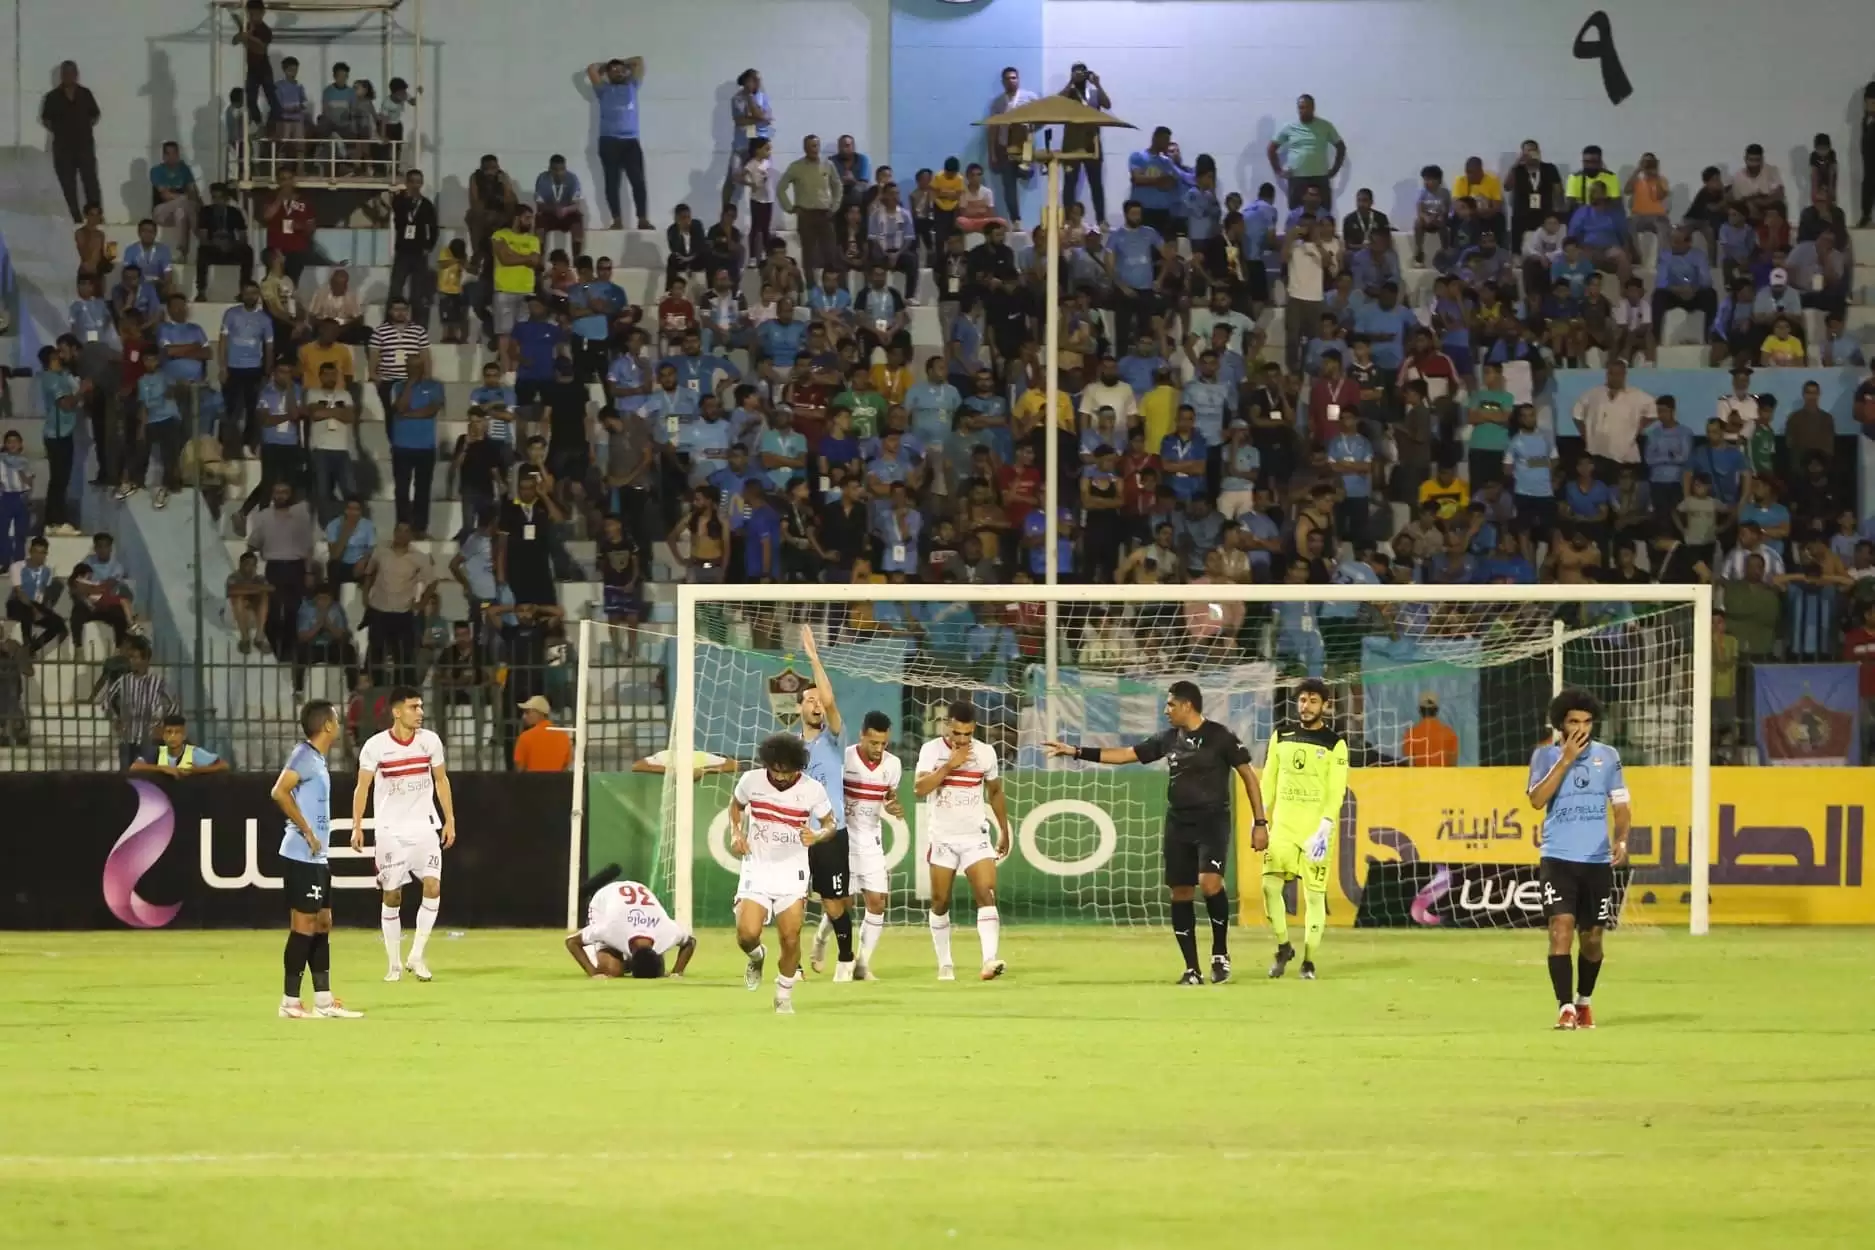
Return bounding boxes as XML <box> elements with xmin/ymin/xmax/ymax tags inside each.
<box><xmin>758</xmin><ymin>732</ymin><xmax>809</xmax><ymax>773</ymax></box>
<box><xmin>1547</xmin><ymin>687</ymin><xmax>1603</xmax><ymax>732</ymax></box>
<box><xmin>627</xmin><ymin>946</ymin><xmax>666</xmax><ymax>979</ymax></box>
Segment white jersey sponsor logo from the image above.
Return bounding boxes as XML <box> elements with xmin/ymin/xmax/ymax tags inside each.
<box><xmin>842</xmin><ymin>745</ymin><xmax>902</xmax><ymax>851</ymax></box>
<box><xmin>916</xmin><ymin>737</ymin><xmax>999</xmax><ymax>845</ymax></box>
<box><xmin>732</xmin><ymin>768</ymin><xmax>832</xmax><ymax>893</ymax></box>
<box><xmin>358</xmin><ymin>728</ymin><xmax>445</xmax><ymax>839</ymax></box>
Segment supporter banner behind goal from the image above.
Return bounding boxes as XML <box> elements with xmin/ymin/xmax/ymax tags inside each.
<box><xmin>0</xmin><ymin>773</ymin><xmax>570</xmax><ymax>930</ymax></box>
<box><xmin>594</xmin><ymin>767</ymin><xmax>1875</xmax><ymax>927</ymax></box>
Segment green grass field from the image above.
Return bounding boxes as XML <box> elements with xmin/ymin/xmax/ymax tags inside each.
<box><xmin>2</xmin><ymin>926</ymin><xmax>1872</xmax><ymax>1249</ymax></box>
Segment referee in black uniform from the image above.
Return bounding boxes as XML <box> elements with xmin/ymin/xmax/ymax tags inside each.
<box><xmin>1047</xmin><ymin>681</ymin><xmax>1268</xmax><ymax>985</ymax></box>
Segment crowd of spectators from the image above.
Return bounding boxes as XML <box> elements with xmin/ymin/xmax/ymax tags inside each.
<box><xmin>10</xmin><ymin>27</ymin><xmax>1875</xmax><ymax>762</ymax></box>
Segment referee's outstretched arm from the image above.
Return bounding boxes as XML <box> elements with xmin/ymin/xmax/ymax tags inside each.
<box><xmin>1043</xmin><ymin>741</ymin><xmax>1138</xmax><ymax>764</ymax></box>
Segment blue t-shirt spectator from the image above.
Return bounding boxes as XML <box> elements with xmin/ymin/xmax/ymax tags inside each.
<box><xmin>1023</xmin><ymin>508</ymin><xmax>1074</xmax><ymax>576</ymax></box>
<box><xmin>156</xmin><ymin>319</ymin><xmax>208</xmax><ymax>384</ymax></box>
<box><xmin>1738</xmin><ymin>500</ymin><xmax>1791</xmax><ymax>558</ymax></box>
<box><xmin>511</xmin><ymin>319</ymin><xmax>566</xmax><ymax>382</ymax></box>
<box><xmin>137</xmin><ymin>373</ymin><xmax>181</xmax><ymax>424</ymax></box>
<box><xmin>757</xmin><ymin>318</ymin><xmax>807</xmax><ymax>368</ymax></box>
<box><xmin>1327</xmin><ymin>431</ymin><xmax>1374</xmax><ymax>498</ymax></box>
<box><xmin>1561</xmin><ymin>477</ymin><xmax>1615</xmax><ymax>523</ymax></box>
<box><xmin>1644</xmin><ymin>421</ymin><xmax>1693</xmax><ymax>485</ymax></box>
<box><xmin>596</xmin><ymin>78</ymin><xmax>639</xmax><ymax>139</ymax></box>
<box><xmin>257</xmin><ymin>382</ymin><xmax>299</xmax><ymax>443</ymax></box>
<box><xmin>325</xmin><ymin>515</ymin><xmax>377</xmax><ymax>564</ymax></box>
<box><xmin>220</xmin><ymin>305</ymin><xmax>274</xmax><ymax>371</ymax></box>
<box><xmin>758</xmin><ymin>427</ymin><xmax>807</xmax><ymax>491</ymax></box>
<box><xmin>1107</xmin><ymin>225</ymin><xmax>1163</xmax><ymax>288</ymax></box>
<box><xmin>390</xmin><ymin>378</ymin><xmax>444</xmax><ymax>449</ymax></box>
<box><xmin>1160</xmin><ymin>431</ymin><xmax>1208</xmax><ymax>501</ymax></box>
<box><xmin>1506</xmin><ymin>430</ymin><xmax>1555</xmax><ymax>498</ymax></box>
<box><xmin>1687</xmin><ymin>443</ymin><xmax>1746</xmax><ymax>506</ymax></box>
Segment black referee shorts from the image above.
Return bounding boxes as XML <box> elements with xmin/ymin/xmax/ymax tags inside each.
<box><xmin>809</xmin><ymin>828</ymin><xmax>851</xmax><ymax>899</ymax></box>
<box><xmin>1163</xmin><ymin>810</ymin><xmax>1232</xmax><ymax>888</ymax></box>
<box><xmin>1539</xmin><ymin>857</ymin><xmax>1615</xmax><ymax>929</ymax></box>
<box><xmin>283</xmin><ymin>860</ymin><xmax>332</xmax><ymax>915</ymax></box>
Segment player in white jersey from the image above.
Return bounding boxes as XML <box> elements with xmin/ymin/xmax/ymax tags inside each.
<box><xmin>564</xmin><ymin>879</ymin><xmax>698</xmax><ymax>979</ymax></box>
<box><xmin>351</xmin><ymin>686</ymin><xmax>457</xmax><ymax>983</ymax></box>
<box><xmin>842</xmin><ymin>710</ymin><xmax>904</xmax><ymax>979</ymax></box>
<box><xmin>914</xmin><ymin>699</ymin><xmax>1013</xmax><ymax>982</ymax></box>
<box><xmin>730</xmin><ymin>733</ymin><xmax>837</xmax><ymax>1013</ymax></box>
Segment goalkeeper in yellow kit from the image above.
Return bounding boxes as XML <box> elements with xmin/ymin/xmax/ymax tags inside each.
<box><xmin>1258</xmin><ymin>678</ymin><xmax>1349</xmax><ymax>980</ymax></box>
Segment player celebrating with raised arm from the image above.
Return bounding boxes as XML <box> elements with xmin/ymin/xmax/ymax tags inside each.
<box><xmin>1046</xmin><ymin>681</ymin><xmax>1267</xmax><ymax>986</ymax></box>
<box><xmin>730</xmin><ymin>733</ymin><xmax>838</xmax><ymax>1014</ymax></box>
<box><xmin>351</xmin><ymin>686</ymin><xmax>457</xmax><ymax>983</ymax></box>
<box><xmin>915</xmin><ymin>699</ymin><xmax>1013</xmax><ymax>981</ymax></box>
<box><xmin>1526</xmin><ymin>687</ymin><xmax>1630</xmax><ymax>1031</ymax></box>
<box><xmin>271</xmin><ymin>701</ymin><xmax>363</xmax><ymax>1019</ymax></box>
<box><xmin>796</xmin><ymin>623</ymin><xmax>856</xmax><ymax>979</ymax></box>
<box><xmin>565</xmin><ymin>879</ymin><xmax>698</xmax><ymax>980</ymax></box>
<box><xmin>1259</xmin><ymin>677</ymin><xmax>1349</xmax><ymax>981</ymax></box>
<box><xmin>843</xmin><ymin>710</ymin><xmax>904</xmax><ymax>978</ymax></box>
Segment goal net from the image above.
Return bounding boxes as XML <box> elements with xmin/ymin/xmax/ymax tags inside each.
<box><xmin>591</xmin><ymin>583</ymin><xmax>1710</xmax><ymax>937</ymax></box>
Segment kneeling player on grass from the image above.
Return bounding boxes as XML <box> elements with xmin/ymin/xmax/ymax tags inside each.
<box><xmin>915</xmin><ymin>700</ymin><xmax>1013</xmax><ymax>981</ymax></box>
<box><xmin>730</xmin><ymin>733</ymin><xmax>838</xmax><ymax>1014</ymax></box>
<box><xmin>1259</xmin><ymin>678</ymin><xmax>1349</xmax><ymax>980</ymax></box>
<box><xmin>1046</xmin><ymin>680</ymin><xmax>1267</xmax><ymax>986</ymax></box>
<box><xmin>565</xmin><ymin>879</ymin><xmax>697</xmax><ymax>979</ymax></box>
<box><xmin>1526</xmin><ymin>687</ymin><xmax>1630</xmax><ymax>1031</ymax></box>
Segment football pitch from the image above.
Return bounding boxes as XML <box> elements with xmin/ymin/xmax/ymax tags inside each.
<box><xmin>2</xmin><ymin>927</ymin><xmax>1871</xmax><ymax>1249</ymax></box>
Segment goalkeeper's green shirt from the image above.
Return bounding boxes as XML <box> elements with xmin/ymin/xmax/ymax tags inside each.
<box><xmin>1259</xmin><ymin>725</ymin><xmax>1350</xmax><ymax>845</ymax></box>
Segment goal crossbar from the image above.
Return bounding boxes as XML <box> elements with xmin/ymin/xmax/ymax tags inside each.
<box><xmin>630</xmin><ymin>582</ymin><xmax>1711</xmax><ymax>937</ymax></box>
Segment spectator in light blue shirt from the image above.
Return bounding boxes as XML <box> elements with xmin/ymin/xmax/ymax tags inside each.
<box><xmin>111</xmin><ymin>267</ymin><xmax>162</xmax><ymax>322</ymax></box>
<box><xmin>1821</xmin><ymin>313</ymin><xmax>1865</xmax><ymax>367</ymax></box>
<box><xmin>1566</xmin><ymin>185</ymin><xmax>1629</xmax><ymax>271</ymax></box>
<box><xmin>643</xmin><ymin>364</ymin><xmax>702</xmax><ymax>445</ymax></box>
<box><xmin>70</xmin><ymin>279</ymin><xmax>115</xmax><ymax>346</ymax></box>
<box><xmin>1642</xmin><ymin>398</ymin><xmax>1692</xmax><ymax>512</ymax></box>
<box><xmin>1127</xmin><ymin>128</ymin><xmax>1182</xmax><ymax>224</ymax></box>
<box><xmin>1116</xmin><ymin>335</ymin><xmax>1166</xmax><ymax>396</ymax></box>
<box><xmin>678</xmin><ymin>403</ymin><xmax>734</xmax><ymax>487</ymax></box>
<box><xmin>588</xmin><ymin>56</ymin><xmax>647</xmax><ymax>227</ymax></box>
<box><xmin>904</xmin><ymin>357</ymin><xmax>960</xmax><ymax>447</ymax></box>
<box><xmin>1651</xmin><ymin>228</ymin><xmax>1715</xmax><ymax>331</ymax></box>
<box><xmin>758</xmin><ymin>407</ymin><xmax>808</xmax><ymax>491</ymax></box>
<box><xmin>1352</xmin><ymin>284</ymin><xmax>1417</xmax><ymax>371</ymax></box>
<box><xmin>1325</xmin><ymin>411</ymin><xmax>1374</xmax><ymax>534</ymax></box>
<box><xmin>122</xmin><ymin>220</ymin><xmax>172</xmax><ymax>289</ymax></box>
<box><xmin>1349</xmin><ymin>232</ymin><xmax>1401</xmax><ymax>297</ymax></box>
<box><xmin>155</xmin><ymin>296</ymin><xmax>208</xmax><ymax>385</ymax></box>
<box><xmin>1180</xmin><ymin>351</ymin><xmax>1235</xmax><ymax>442</ymax></box>
<box><xmin>1106</xmin><ymin>202</ymin><xmax>1164</xmax><ymax>290</ymax></box>
<box><xmin>1182</xmin><ymin>168</ymin><xmax>1222</xmax><ymax>244</ymax></box>
<box><xmin>219</xmin><ymin>293</ymin><xmax>274</xmax><ymax>372</ymax></box>
<box><xmin>1160</xmin><ymin>408</ymin><xmax>1208</xmax><ymax>502</ymax></box>
<box><xmin>606</xmin><ymin>344</ymin><xmax>651</xmax><ymax>416</ymax></box>
<box><xmin>757</xmin><ymin>298</ymin><xmax>808</xmax><ymax>370</ymax></box>
<box><xmin>1550</xmin><ymin>239</ymin><xmax>1597</xmax><ymax>298</ymax></box>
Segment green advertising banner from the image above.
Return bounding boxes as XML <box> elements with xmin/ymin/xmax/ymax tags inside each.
<box><xmin>587</xmin><ymin>769</ymin><xmax>1225</xmax><ymax>924</ymax></box>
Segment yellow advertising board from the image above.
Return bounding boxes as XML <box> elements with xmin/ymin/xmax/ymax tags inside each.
<box><xmin>1237</xmin><ymin>767</ymin><xmax>1873</xmax><ymax>926</ymax></box>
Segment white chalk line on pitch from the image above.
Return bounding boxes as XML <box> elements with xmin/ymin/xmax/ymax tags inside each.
<box><xmin>3</xmin><ymin>1146</ymin><xmax>1867</xmax><ymax>1170</ymax></box>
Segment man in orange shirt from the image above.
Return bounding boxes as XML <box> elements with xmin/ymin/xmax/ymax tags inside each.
<box><xmin>513</xmin><ymin>694</ymin><xmax>572</xmax><ymax>772</ymax></box>
<box><xmin>1400</xmin><ymin>693</ymin><xmax>1458</xmax><ymax>766</ymax></box>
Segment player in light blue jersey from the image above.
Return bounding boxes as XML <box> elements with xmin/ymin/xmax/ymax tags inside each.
<box><xmin>1525</xmin><ymin>687</ymin><xmax>1630</xmax><ymax>1031</ymax></box>
<box><xmin>796</xmin><ymin>623</ymin><xmax>858</xmax><ymax>979</ymax></box>
<box><xmin>270</xmin><ymin>700</ymin><xmax>362</xmax><ymax>1019</ymax></box>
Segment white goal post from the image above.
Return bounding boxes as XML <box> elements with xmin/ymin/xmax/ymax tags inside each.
<box><xmin>581</xmin><ymin>581</ymin><xmax>1711</xmax><ymax>938</ymax></box>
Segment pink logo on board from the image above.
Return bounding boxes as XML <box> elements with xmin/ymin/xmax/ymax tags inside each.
<box><xmin>101</xmin><ymin>780</ymin><xmax>182</xmax><ymax>928</ymax></box>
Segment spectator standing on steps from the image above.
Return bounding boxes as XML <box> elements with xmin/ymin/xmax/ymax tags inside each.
<box><xmin>987</xmin><ymin>67</ymin><xmax>1038</xmax><ymax>231</ymax></box>
<box><xmin>1267</xmin><ymin>94</ymin><xmax>1345</xmax><ymax>212</ymax></box>
<box><xmin>389</xmin><ymin>169</ymin><xmax>438</xmax><ymax>326</ymax></box>
<box><xmin>96</xmin><ymin>637</ymin><xmax>179</xmax><ymax>771</ymax></box>
<box><xmin>777</xmin><ymin>135</ymin><xmax>841</xmax><ymax>282</ymax></box>
<box><xmin>587</xmin><ymin>56</ymin><xmax>651</xmax><ymax>230</ymax></box>
<box><xmin>1059</xmin><ymin>63</ymin><xmax>1112</xmax><ymax>225</ymax></box>
<box><xmin>724</xmin><ymin>69</ymin><xmax>774</xmax><ymax>211</ymax></box>
<box><xmin>40</xmin><ymin>61</ymin><xmax>101</xmax><ymax>223</ymax></box>
<box><xmin>245</xmin><ymin>479</ymin><xmax>316</xmax><ymax>661</ymax></box>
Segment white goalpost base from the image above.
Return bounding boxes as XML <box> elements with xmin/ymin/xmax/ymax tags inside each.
<box><xmin>571</xmin><ymin>582</ymin><xmax>1710</xmax><ymax>939</ymax></box>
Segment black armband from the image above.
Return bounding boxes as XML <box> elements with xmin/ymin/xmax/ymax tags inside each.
<box><xmin>1078</xmin><ymin>745</ymin><xmax>1103</xmax><ymax>763</ymax></box>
